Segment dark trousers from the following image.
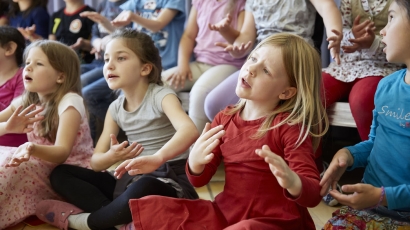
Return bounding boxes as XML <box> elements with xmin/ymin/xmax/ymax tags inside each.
<box><xmin>50</xmin><ymin>164</ymin><xmax>178</xmax><ymax>230</ymax></box>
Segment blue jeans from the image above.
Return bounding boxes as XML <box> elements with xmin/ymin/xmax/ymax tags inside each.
<box><xmin>82</xmin><ymin>75</ymin><xmax>115</xmax><ymax>141</ymax></box>
<box><xmin>81</xmin><ymin>60</ymin><xmax>104</xmax><ymax>87</ymax></box>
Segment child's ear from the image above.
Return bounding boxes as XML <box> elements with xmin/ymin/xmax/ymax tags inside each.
<box><xmin>4</xmin><ymin>41</ymin><xmax>17</xmax><ymax>57</ymax></box>
<box><xmin>56</xmin><ymin>73</ymin><xmax>65</xmax><ymax>84</ymax></box>
<box><xmin>279</xmin><ymin>87</ymin><xmax>297</xmax><ymax>100</ymax></box>
<box><xmin>141</xmin><ymin>63</ymin><xmax>153</xmax><ymax>77</ymax></box>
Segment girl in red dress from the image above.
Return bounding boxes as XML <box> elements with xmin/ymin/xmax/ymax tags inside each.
<box><xmin>114</xmin><ymin>32</ymin><xmax>330</xmax><ymax>230</ymax></box>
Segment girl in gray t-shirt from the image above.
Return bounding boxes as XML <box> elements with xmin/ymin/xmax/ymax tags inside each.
<box><xmin>36</xmin><ymin>28</ymin><xmax>200</xmax><ymax>230</ymax></box>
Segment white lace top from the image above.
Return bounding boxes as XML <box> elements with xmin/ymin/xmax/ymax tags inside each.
<box><xmin>323</xmin><ymin>0</ymin><xmax>403</xmax><ymax>82</ymax></box>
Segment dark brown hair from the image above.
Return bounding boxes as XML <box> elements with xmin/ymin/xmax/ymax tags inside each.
<box><xmin>109</xmin><ymin>28</ymin><xmax>163</xmax><ymax>85</ymax></box>
<box><xmin>0</xmin><ymin>26</ymin><xmax>26</xmax><ymax>65</ymax></box>
<box><xmin>395</xmin><ymin>0</ymin><xmax>410</xmax><ymax>20</ymax></box>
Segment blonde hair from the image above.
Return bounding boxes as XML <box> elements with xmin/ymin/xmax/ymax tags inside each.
<box><xmin>21</xmin><ymin>40</ymin><xmax>81</xmax><ymax>142</ymax></box>
<box><xmin>228</xmin><ymin>33</ymin><xmax>329</xmax><ymax>151</ymax></box>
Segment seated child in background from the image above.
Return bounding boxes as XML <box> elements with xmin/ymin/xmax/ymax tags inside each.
<box><xmin>0</xmin><ymin>26</ymin><xmax>28</xmax><ymax>147</ymax></box>
<box><xmin>322</xmin><ymin>0</ymin><xmax>403</xmax><ymax>142</ymax></box>
<box><xmin>36</xmin><ymin>28</ymin><xmax>199</xmax><ymax>230</ymax></box>
<box><xmin>320</xmin><ymin>0</ymin><xmax>404</xmax><ymax>207</ymax></box>
<box><xmin>49</xmin><ymin>0</ymin><xmax>95</xmax><ymax>63</ymax></box>
<box><xmin>320</xmin><ymin>1</ymin><xmax>410</xmax><ymax>228</ymax></box>
<box><xmin>161</xmin><ymin>0</ymin><xmax>246</xmax><ymax>133</ymax></box>
<box><xmin>7</xmin><ymin>0</ymin><xmax>49</xmax><ymax>43</ymax></box>
<box><xmin>78</xmin><ymin>0</ymin><xmax>130</xmax><ymax>140</ymax></box>
<box><xmin>0</xmin><ymin>40</ymin><xmax>94</xmax><ymax>229</ymax></box>
<box><xmin>80</xmin><ymin>0</ymin><xmax>187</xmax><ymax>142</ymax></box>
<box><xmin>114</xmin><ymin>33</ymin><xmax>329</xmax><ymax>230</ymax></box>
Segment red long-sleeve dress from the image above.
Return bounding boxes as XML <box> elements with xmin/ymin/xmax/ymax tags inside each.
<box><xmin>129</xmin><ymin>109</ymin><xmax>322</xmax><ymax>230</ymax></box>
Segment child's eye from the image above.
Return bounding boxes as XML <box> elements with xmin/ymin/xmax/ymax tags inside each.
<box><xmin>263</xmin><ymin>68</ymin><xmax>270</xmax><ymax>75</ymax></box>
<box><xmin>117</xmin><ymin>57</ymin><xmax>126</xmax><ymax>61</ymax></box>
<box><xmin>389</xmin><ymin>15</ymin><xmax>393</xmax><ymax>21</ymax></box>
<box><xmin>104</xmin><ymin>58</ymin><xmax>109</xmax><ymax>63</ymax></box>
<box><xmin>37</xmin><ymin>62</ymin><xmax>43</xmax><ymax>66</ymax></box>
<box><xmin>250</xmin><ymin>57</ymin><xmax>257</xmax><ymax>62</ymax></box>
<box><xmin>25</xmin><ymin>62</ymin><xmax>30</xmax><ymax>65</ymax></box>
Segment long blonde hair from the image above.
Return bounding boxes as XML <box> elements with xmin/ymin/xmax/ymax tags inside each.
<box><xmin>22</xmin><ymin>40</ymin><xmax>81</xmax><ymax>142</ymax></box>
<box><xmin>228</xmin><ymin>33</ymin><xmax>329</xmax><ymax>151</ymax></box>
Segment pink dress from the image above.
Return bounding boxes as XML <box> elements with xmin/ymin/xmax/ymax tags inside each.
<box><xmin>0</xmin><ymin>93</ymin><xmax>94</xmax><ymax>229</ymax></box>
<box><xmin>0</xmin><ymin>68</ymin><xmax>28</xmax><ymax>146</ymax></box>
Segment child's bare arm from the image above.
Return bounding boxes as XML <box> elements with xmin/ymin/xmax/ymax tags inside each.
<box><xmin>166</xmin><ymin>7</ymin><xmax>198</xmax><ymax>89</ymax></box>
<box><xmin>115</xmin><ymin>94</ymin><xmax>200</xmax><ymax>177</ymax></box>
<box><xmin>112</xmin><ymin>8</ymin><xmax>178</xmax><ymax>33</ymax></box>
<box><xmin>310</xmin><ymin>0</ymin><xmax>343</xmax><ymax>64</ymax></box>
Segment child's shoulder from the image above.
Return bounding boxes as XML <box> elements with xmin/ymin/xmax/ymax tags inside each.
<box><xmin>379</xmin><ymin>68</ymin><xmax>407</xmax><ymax>86</ymax></box>
<box><xmin>58</xmin><ymin>92</ymin><xmax>85</xmax><ymax>117</ymax></box>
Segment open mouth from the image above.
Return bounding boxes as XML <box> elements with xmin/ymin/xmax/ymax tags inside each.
<box><xmin>24</xmin><ymin>75</ymin><xmax>33</xmax><ymax>81</ymax></box>
<box><xmin>242</xmin><ymin>78</ymin><xmax>250</xmax><ymax>87</ymax></box>
<box><xmin>107</xmin><ymin>74</ymin><xmax>119</xmax><ymax>79</ymax></box>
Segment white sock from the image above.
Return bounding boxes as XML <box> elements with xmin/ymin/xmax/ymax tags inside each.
<box><xmin>67</xmin><ymin>213</ymin><xmax>91</xmax><ymax>230</ymax></box>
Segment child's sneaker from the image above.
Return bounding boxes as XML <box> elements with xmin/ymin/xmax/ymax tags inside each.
<box><xmin>320</xmin><ymin>161</ymin><xmax>342</xmax><ymax>207</ymax></box>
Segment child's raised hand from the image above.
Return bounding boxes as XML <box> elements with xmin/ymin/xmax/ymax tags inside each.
<box><xmin>114</xmin><ymin>155</ymin><xmax>163</xmax><ymax>179</ymax></box>
<box><xmin>111</xmin><ymin>11</ymin><xmax>134</xmax><ymax>27</ymax></box>
<box><xmin>256</xmin><ymin>145</ymin><xmax>301</xmax><ymax>196</ymax></box>
<box><xmin>329</xmin><ymin>183</ymin><xmax>385</xmax><ymax>210</ymax></box>
<box><xmin>327</xmin><ymin>29</ymin><xmax>343</xmax><ymax>65</ymax></box>
<box><xmin>107</xmin><ymin>134</ymin><xmax>144</xmax><ymax>161</ymax></box>
<box><xmin>342</xmin><ymin>17</ymin><xmax>376</xmax><ymax>53</ymax></box>
<box><xmin>5</xmin><ymin>104</ymin><xmax>44</xmax><ymax>134</ymax></box>
<box><xmin>188</xmin><ymin>123</ymin><xmax>225</xmax><ymax>175</ymax></box>
<box><xmin>166</xmin><ymin>64</ymin><xmax>193</xmax><ymax>89</ymax></box>
<box><xmin>319</xmin><ymin>148</ymin><xmax>353</xmax><ymax>196</ymax></box>
<box><xmin>17</xmin><ymin>25</ymin><xmax>40</xmax><ymax>41</ymax></box>
<box><xmin>208</xmin><ymin>14</ymin><xmax>232</xmax><ymax>32</ymax></box>
<box><xmin>215</xmin><ymin>41</ymin><xmax>252</xmax><ymax>58</ymax></box>
<box><xmin>5</xmin><ymin>142</ymin><xmax>34</xmax><ymax>167</ymax></box>
<box><xmin>80</xmin><ymin>11</ymin><xmax>110</xmax><ymax>25</ymax></box>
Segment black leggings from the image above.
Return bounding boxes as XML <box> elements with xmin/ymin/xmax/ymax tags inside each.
<box><xmin>50</xmin><ymin>164</ymin><xmax>178</xmax><ymax>230</ymax></box>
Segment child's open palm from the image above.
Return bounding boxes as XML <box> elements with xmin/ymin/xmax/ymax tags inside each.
<box><xmin>188</xmin><ymin>123</ymin><xmax>225</xmax><ymax>175</ymax></box>
<box><xmin>107</xmin><ymin>134</ymin><xmax>144</xmax><ymax>161</ymax></box>
<box><xmin>256</xmin><ymin>145</ymin><xmax>301</xmax><ymax>195</ymax></box>
<box><xmin>6</xmin><ymin>142</ymin><xmax>34</xmax><ymax>167</ymax></box>
<box><xmin>5</xmin><ymin>104</ymin><xmax>44</xmax><ymax>134</ymax></box>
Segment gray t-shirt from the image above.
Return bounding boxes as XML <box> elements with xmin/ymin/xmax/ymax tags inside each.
<box><xmin>109</xmin><ymin>84</ymin><xmax>188</xmax><ymax>168</ymax></box>
<box><xmin>246</xmin><ymin>0</ymin><xmax>316</xmax><ymax>45</ymax></box>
